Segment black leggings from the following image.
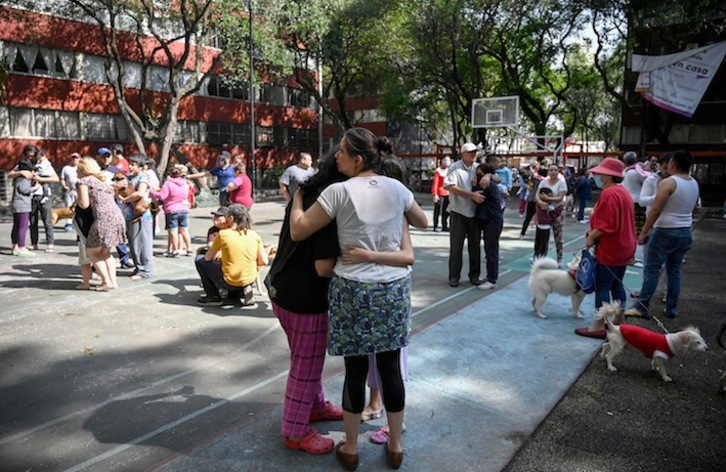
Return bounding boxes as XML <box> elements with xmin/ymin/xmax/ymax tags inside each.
<box><xmin>342</xmin><ymin>349</ymin><xmax>405</xmax><ymax>414</ymax></box>
<box><xmin>520</xmin><ymin>201</ymin><xmax>536</xmax><ymax>236</ymax></box>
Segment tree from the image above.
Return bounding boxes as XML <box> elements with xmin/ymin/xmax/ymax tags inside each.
<box><xmin>22</xmin><ymin>0</ymin><xmax>220</xmax><ymax>173</ymax></box>
<box><xmin>277</xmin><ymin>0</ymin><xmax>401</xmax><ymax>136</ymax></box>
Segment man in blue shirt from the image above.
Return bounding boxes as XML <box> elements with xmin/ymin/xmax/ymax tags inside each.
<box><xmin>189</xmin><ymin>151</ymin><xmax>236</xmax><ymax>206</ymax></box>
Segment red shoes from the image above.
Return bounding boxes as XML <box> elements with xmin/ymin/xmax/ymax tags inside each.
<box><xmin>309</xmin><ymin>400</ymin><xmax>344</xmax><ymax>422</ymax></box>
<box><xmin>574</xmin><ymin>328</ymin><xmax>606</xmax><ymax>339</ymax></box>
<box><xmin>284</xmin><ymin>428</ymin><xmax>334</xmax><ymax>455</ymax></box>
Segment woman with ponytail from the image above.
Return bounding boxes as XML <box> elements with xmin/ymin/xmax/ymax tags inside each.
<box><xmin>290</xmin><ymin>128</ymin><xmax>427</xmax><ymax>470</ymax></box>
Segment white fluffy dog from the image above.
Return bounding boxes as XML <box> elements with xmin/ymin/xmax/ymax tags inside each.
<box><xmin>527</xmin><ymin>255</ymin><xmax>585</xmax><ymax>319</ymax></box>
<box><xmin>598</xmin><ymin>301</ymin><xmax>709</xmax><ymax>382</ymax></box>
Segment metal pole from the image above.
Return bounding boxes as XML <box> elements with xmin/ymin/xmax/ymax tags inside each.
<box><xmin>248</xmin><ymin>0</ymin><xmax>256</xmax><ymax>193</ymax></box>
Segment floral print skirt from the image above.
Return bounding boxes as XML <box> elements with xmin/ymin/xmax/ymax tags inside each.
<box><xmin>328</xmin><ymin>275</ymin><xmax>411</xmax><ymax>357</ymax></box>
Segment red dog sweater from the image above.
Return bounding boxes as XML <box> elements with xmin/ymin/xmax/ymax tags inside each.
<box><xmin>619</xmin><ymin>324</ymin><xmax>674</xmax><ymax>359</ymax></box>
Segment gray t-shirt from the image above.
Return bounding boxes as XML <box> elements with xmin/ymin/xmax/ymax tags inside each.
<box><xmin>280</xmin><ymin>165</ymin><xmax>316</xmax><ymax>198</ymax></box>
<box><xmin>444</xmin><ymin>160</ymin><xmax>477</xmax><ymax>218</ymax></box>
<box><xmin>318</xmin><ymin>176</ymin><xmax>414</xmax><ymax>283</ymax></box>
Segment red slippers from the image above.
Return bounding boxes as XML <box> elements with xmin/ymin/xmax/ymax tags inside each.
<box><xmin>574</xmin><ymin>328</ymin><xmax>607</xmax><ymax>339</ymax></box>
<box><xmin>284</xmin><ymin>428</ymin><xmax>334</xmax><ymax>455</ymax></box>
<box><xmin>309</xmin><ymin>400</ymin><xmax>344</xmax><ymax>422</ymax></box>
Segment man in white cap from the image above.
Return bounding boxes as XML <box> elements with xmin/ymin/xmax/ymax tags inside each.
<box><xmin>444</xmin><ymin>143</ymin><xmax>485</xmax><ymax>287</ymax></box>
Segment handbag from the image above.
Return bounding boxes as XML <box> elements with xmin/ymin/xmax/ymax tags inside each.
<box><xmin>575</xmin><ymin>247</ymin><xmax>596</xmax><ymax>294</ymax></box>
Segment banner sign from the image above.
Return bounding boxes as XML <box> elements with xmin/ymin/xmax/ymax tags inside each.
<box><xmin>632</xmin><ymin>41</ymin><xmax>726</xmax><ymax>118</ymax></box>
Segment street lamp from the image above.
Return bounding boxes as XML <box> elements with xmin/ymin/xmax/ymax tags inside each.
<box><xmin>246</xmin><ymin>0</ymin><xmax>256</xmax><ymax>193</ymax></box>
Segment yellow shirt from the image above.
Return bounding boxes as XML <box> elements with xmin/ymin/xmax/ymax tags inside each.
<box><xmin>211</xmin><ymin>228</ymin><xmax>263</xmax><ymax>287</ymax></box>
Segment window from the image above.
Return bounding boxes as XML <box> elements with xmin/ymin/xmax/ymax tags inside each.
<box><xmin>176</xmin><ymin>121</ymin><xmax>200</xmax><ymax>143</ymax></box>
<box><xmin>87</xmin><ymin>114</ymin><xmax>115</xmax><ymax>140</ymax></box>
<box><xmin>7</xmin><ymin>107</ymin><xmax>81</xmax><ymax>138</ymax></box>
<box><xmin>205</xmin><ymin>122</ymin><xmax>238</xmax><ymax>145</ymax></box>
<box><xmin>206</xmin><ymin>122</ymin><xmax>222</xmax><ymax>145</ymax></box>
<box><xmin>289</xmin><ymin>88</ymin><xmax>312</xmax><ymax>108</ymax></box>
<box><xmin>273</xmin><ymin>127</ymin><xmax>286</xmax><ymax>147</ymax></box>
<box><xmin>9</xmin><ymin>108</ymin><xmax>33</xmax><ymax>136</ymax></box>
<box><xmin>232</xmin><ymin>124</ymin><xmax>250</xmax><ymax>144</ymax></box>
<box><xmin>83</xmin><ymin>55</ymin><xmax>108</xmax><ymax>83</ymax></box>
<box><xmin>148</xmin><ymin>66</ymin><xmax>170</xmax><ymax>92</ymax></box>
<box><xmin>231</xmin><ymin>85</ymin><xmax>249</xmax><ymax>101</ymax></box>
<box><xmin>86</xmin><ymin>113</ymin><xmax>127</xmax><ymax>140</ymax></box>
<box><xmin>5</xmin><ymin>43</ymin><xmax>77</xmax><ymax>79</ymax></box>
<box><xmin>257</xmin><ymin>126</ymin><xmax>273</xmax><ymax>147</ymax></box>
<box><xmin>259</xmin><ymin>84</ymin><xmax>285</xmax><ymax>105</ymax></box>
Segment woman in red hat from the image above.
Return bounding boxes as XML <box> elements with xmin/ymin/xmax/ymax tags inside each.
<box><xmin>575</xmin><ymin>158</ymin><xmax>636</xmax><ymax>339</ymax></box>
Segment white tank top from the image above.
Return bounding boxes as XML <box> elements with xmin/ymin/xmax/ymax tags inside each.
<box><xmin>654</xmin><ymin>175</ymin><xmax>699</xmax><ymax>229</ymax></box>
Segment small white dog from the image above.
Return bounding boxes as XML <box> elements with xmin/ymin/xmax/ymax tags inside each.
<box><xmin>598</xmin><ymin>301</ymin><xmax>709</xmax><ymax>382</ymax></box>
<box><xmin>527</xmin><ymin>255</ymin><xmax>585</xmax><ymax>319</ymax></box>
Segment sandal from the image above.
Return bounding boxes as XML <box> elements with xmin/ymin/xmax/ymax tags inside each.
<box><xmin>370</xmin><ymin>424</ymin><xmax>407</xmax><ymax>445</ymax></box>
<box><xmin>361</xmin><ymin>407</ymin><xmax>383</xmax><ymax>422</ymax></box>
<box><xmin>309</xmin><ymin>401</ymin><xmax>343</xmax><ymax>422</ymax></box>
<box><xmin>284</xmin><ymin>428</ymin><xmax>334</xmax><ymax>455</ymax></box>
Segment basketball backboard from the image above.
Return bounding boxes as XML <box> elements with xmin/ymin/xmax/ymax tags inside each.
<box><xmin>472</xmin><ymin>95</ymin><xmax>519</xmax><ymax>128</ymax></box>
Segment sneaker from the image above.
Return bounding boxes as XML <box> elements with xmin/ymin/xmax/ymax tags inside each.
<box><xmin>119</xmin><ymin>260</ymin><xmax>135</xmax><ymax>269</ymax></box>
<box><xmin>242</xmin><ymin>285</ymin><xmax>255</xmax><ymax>306</ymax></box>
<box><xmin>477</xmin><ymin>281</ymin><xmax>497</xmax><ymax>290</ymax></box>
<box><xmin>519</xmin><ymin>234</ymin><xmax>525</xmax><ymax>240</ymax></box>
<box><xmin>64</xmin><ymin>224</ymin><xmax>74</xmax><ymax>231</ymax></box>
<box><xmin>633</xmin><ymin>261</ymin><xmax>643</xmax><ymax>268</ymax></box>
<box><xmin>624</xmin><ymin>307</ymin><xmax>648</xmax><ymax>318</ymax></box>
<box><xmin>196</xmin><ymin>296</ymin><xmax>223</xmax><ymax>306</ymax></box>
<box><xmin>433</xmin><ymin>228</ymin><xmax>442</xmax><ymax>232</ymax></box>
<box><xmin>577</xmin><ymin>219</ymin><xmax>588</xmax><ymax>224</ymax></box>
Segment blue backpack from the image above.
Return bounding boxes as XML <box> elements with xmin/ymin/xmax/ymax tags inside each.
<box><xmin>575</xmin><ymin>248</ymin><xmax>597</xmax><ymax>294</ymax></box>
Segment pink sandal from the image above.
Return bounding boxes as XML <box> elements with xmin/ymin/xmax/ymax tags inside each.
<box><xmin>284</xmin><ymin>428</ymin><xmax>334</xmax><ymax>455</ymax></box>
<box><xmin>370</xmin><ymin>424</ymin><xmax>407</xmax><ymax>445</ymax></box>
<box><xmin>309</xmin><ymin>401</ymin><xmax>343</xmax><ymax>422</ymax></box>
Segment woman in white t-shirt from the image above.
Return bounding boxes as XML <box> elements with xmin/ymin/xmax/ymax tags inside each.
<box><xmin>535</xmin><ymin>164</ymin><xmax>568</xmax><ymax>266</ymax></box>
<box><xmin>290</xmin><ymin>128</ymin><xmax>427</xmax><ymax>470</ymax></box>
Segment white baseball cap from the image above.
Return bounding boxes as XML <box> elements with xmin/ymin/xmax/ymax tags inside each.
<box><xmin>461</xmin><ymin>142</ymin><xmax>478</xmax><ymax>153</ymax></box>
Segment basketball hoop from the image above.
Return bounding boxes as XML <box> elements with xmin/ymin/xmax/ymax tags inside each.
<box><xmin>471</xmin><ymin>95</ymin><xmax>563</xmax><ymax>163</ymax></box>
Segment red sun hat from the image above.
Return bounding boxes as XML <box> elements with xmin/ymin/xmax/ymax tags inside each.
<box><xmin>589</xmin><ymin>158</ymin><xmax>625</xmax><ymax>178</ymax></box>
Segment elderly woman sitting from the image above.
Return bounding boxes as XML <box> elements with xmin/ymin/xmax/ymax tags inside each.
<box><xmin>194</xmin><ymin>204</ymin><xmax>268</xmax><ymax>306</ymax></box>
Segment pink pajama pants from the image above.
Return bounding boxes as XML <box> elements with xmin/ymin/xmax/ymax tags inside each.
<box><xmin>272</xmin><ymin>302</ymin><xmax>328</xmax><ymax>438</ymax></box>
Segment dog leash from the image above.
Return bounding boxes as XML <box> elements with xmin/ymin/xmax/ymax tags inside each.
<box><xmin>572</xmin><ymin>246</ymin><xmax>670</xmax><ymax>334</ymax></box>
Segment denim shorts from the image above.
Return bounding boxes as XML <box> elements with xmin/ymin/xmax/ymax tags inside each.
<box><xmin>165</xmin><ymin>211</ymin><xmax>189</xmax><ymax>229</ymax></box>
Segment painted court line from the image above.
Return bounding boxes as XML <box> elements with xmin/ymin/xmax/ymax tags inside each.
<box><xmin>0</xmin><ymin>324</ymin><xmax>280</xmax><ymax>446</ymax></box>
<box><xmin>65</xmin><ymin>371</ymin><xmax>290</xmax><ymax>472</ymax></box>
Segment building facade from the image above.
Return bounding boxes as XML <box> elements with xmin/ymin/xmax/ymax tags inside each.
<box><xmin>0</xmin><ymin>4</ymin><xmax>319</xmax><ymax>194</ymax></box>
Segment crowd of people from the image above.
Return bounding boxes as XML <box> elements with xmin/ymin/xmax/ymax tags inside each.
<box><xmin>6</xmin><ymin>136</ymin><xmax>707</xmax><ymax>470</ymax></box>
<box><xmin>8</xmin><ymin>145</ymin><xmax>255</xmax><ymax>286</ymax></box>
